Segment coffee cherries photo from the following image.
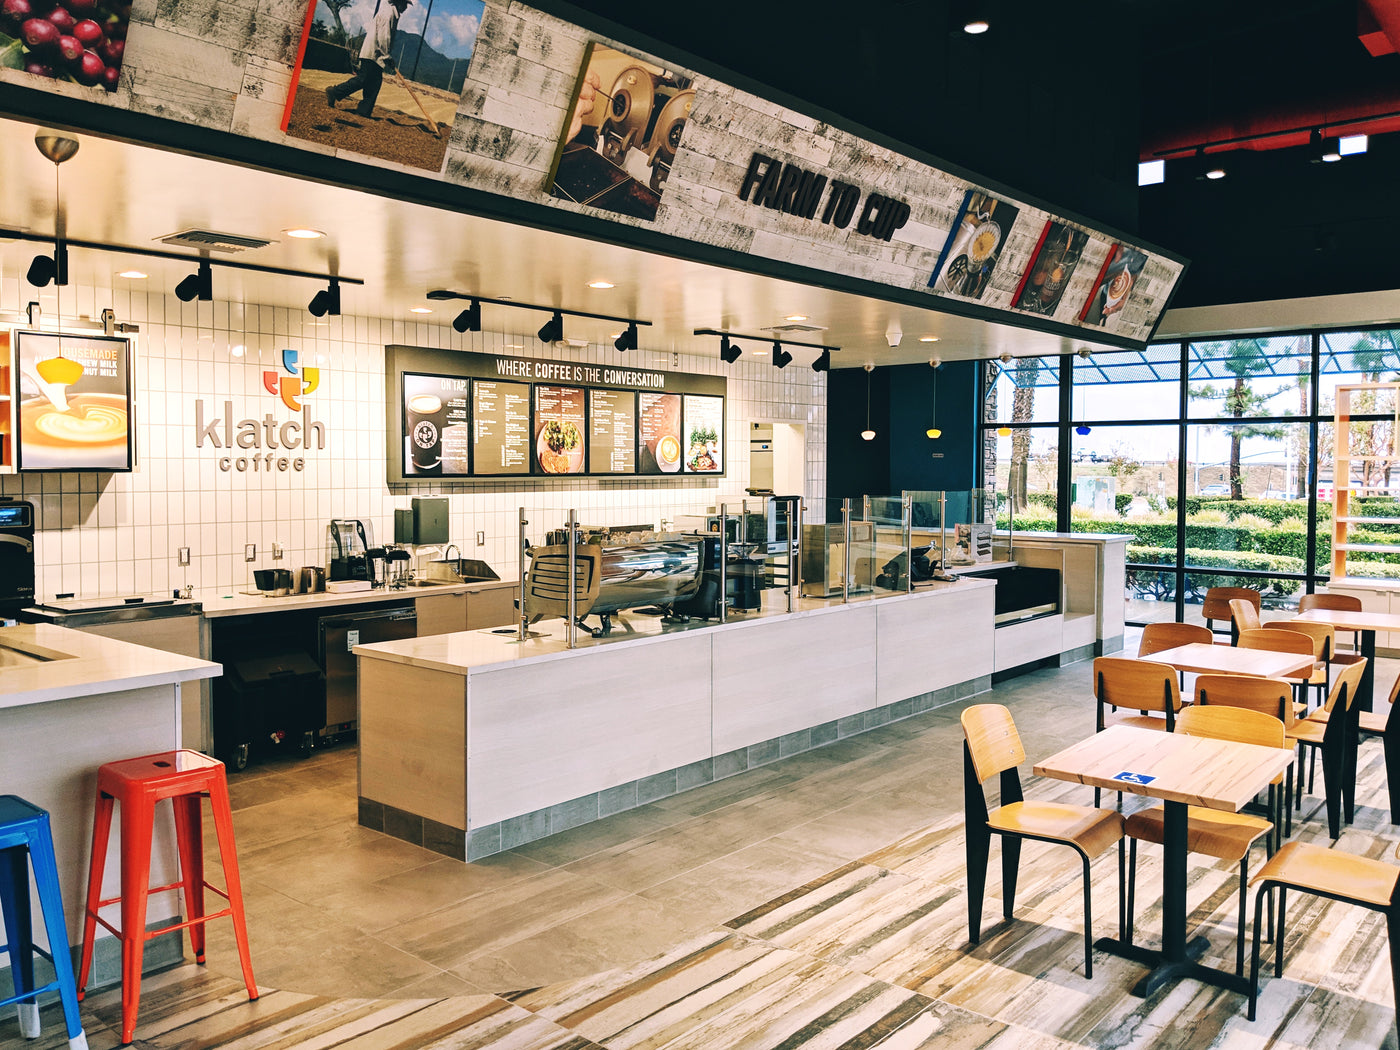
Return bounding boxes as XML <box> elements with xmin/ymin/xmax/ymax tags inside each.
<box><xmin>1</xmin><ymin>0</ymin><xmax>131</xmax><ymax>92</ymax></box>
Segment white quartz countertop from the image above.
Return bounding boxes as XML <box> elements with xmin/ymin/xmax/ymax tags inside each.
<box><xmin>354</xmin><ymin>576</ymin><xmax>995</xmax><ymax>676</ymax></box>
<box><xmin>194</xmin><ymin>577</ymin><xmax>516</xmax><ymax>618</ymax></box>
<box><xmin>0</xmin><ymin>623</ymin><xmax>222</xmax><ymax>710</ymax></box>
<box><xmin>1010</xmin><ymin>532</ymin><xmax>1133</xmax><ymax>543</ymax></box>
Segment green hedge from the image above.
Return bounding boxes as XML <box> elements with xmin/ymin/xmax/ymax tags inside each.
<box><xmin>1127</xmin><ymin>546</ymin><xmax>1304</xmax><ymax>596</ymax></box>
<box><xmin>1166</xmin><ymin>497</ymin><xmax>1310</xmax><ymax>523</ymax></box>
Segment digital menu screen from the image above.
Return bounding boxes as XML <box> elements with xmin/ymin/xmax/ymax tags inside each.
<box><xmin>402</xmin><ymin>372</ymin><xmax>470</xmax><ymax>476</ymax></box>
<box><xmin>473</xmin><ymin>379</ymin><xmax>531</xmax><ymax>475</ymax></box>
<box><xmin>534</xmin><ymin>385</ymin><xmax>587</xmax><ymax>475</ymax></box>
<box><xmin>638</xmin><ymin>393</ymin><xmax>681</xmax><ymax>475</ymax></box>
<box><xmin>682</xmin><ymin>395</ymin><xmax>723</xmax><ymax>473</ymax></box>
<box><xmin>589</xmin><ymin>389</ymin><xmax>636</xmax><ymax>473</ymax></box>
<box><xmin>14</xmin><ymin>330</ymin><xmax>134</xmax><ymax>472</ymax></box>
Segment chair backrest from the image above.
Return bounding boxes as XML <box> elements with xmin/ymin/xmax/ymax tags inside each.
<box><xmin>961</xmin><ymin>703</ymin><xmax>1025</xmax><ymax>784</ymax></box>
<box><xmin>1237</xmin><ymin>627</ymin><xmax>1313</xmax><ymax>657</ymax></box>
<box><xmin>1268</xmin><ymin>619</ymin><xmax>1332</xmax><ymax>661</ymax></box>
<box><xmin>1178</xmin><ymin>704</ymin><xmax>1285</xmax><ymax>749</ymax></box>
<box><xmin>1203</xmin><ymin>586</ymin><xmax>1261</xmax><ymax>623</ymax></box>
<box><xmin>1325</xmin><ymin>657</ymin><xmax>1368</xmax><ymax>714</ymax></box>
<box><xmin>1299</xmin><ymin>592</ymin><xmax>1363</xmax><ymax>614</ymax></box>
<box><xmin>1094</xmin><ymin>656</ymin><xmax>1182</xmax><ymax>715</ymax></box>
<box><xmin>1195</xmin><ymin>673</ymin><xmax>1296</xmax><ymax>727</ymax></box>
<box><xmin>1138</xmin><ymin>621</ymin><xmax>1214</xmax><ymax>657</ymax></box>
<box><xmin>1230</xmin><ymin>598</ymin><xmax>1263</xmax><ymax>634</ymax></box>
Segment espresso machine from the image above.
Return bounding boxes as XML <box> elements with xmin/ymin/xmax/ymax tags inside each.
<box><xmin>0</xmin><ymin>497</ymin><xmax>36</xmax><ymax>620</ymax></box>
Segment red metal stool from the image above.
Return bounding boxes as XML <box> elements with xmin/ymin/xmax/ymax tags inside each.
<box><xmin>74</xmin><ymin>750</ymin><xmax>256</xmax><ymax>1045</ymax></box>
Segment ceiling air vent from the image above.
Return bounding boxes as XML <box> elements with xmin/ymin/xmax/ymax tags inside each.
<box><xmin>157</xmin><ymin>229</ymin><xmax>275</xmax><ymax>253</ymax></box>
<box><xmin>762</xmin><ymin>322</ymin><xmax>828</xmax><ymax>334</ymax></box>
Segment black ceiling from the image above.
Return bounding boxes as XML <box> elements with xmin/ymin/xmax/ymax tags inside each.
<box><xmin>541</xmin><ymin>0</ymin><xmax>1400</xmax><ymax>311</ymax></box>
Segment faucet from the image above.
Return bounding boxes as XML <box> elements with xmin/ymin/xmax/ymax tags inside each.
<box><xmin>444</xmin><ymin>543</ymin><xmax>461</xmax><ymax>565</ymax></box>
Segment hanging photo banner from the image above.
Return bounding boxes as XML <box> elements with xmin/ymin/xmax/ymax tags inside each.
<box><xmin>927</xmin><ymin>189</ymin><xmax>1021</xmax><ymax>300</ymax></box>
<box><xmin>13</xmin><ymin>329</ymin><xmax>134</xmax><ymax>473</ymax></box>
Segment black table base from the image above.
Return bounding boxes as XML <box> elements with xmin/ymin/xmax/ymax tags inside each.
<box><xmin>1093</xmin><ymin>934</ymin><xmax>1250</xmax><ymax>997</ymax></box>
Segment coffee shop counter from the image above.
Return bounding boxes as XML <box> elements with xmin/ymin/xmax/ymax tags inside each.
<box><xmin>193</xmin><ymin>577</ymin><xmax>518</xmax><ymax>620</ymax></box>
<box><xmin>353</xmin><ymin>577</ymin><xmax>996</xmax><ymax>861</ymax></box>
<box><xmin>0</xmin><ymin>623</ymin><xmax>221</xmax><ymax>961</ymax></box>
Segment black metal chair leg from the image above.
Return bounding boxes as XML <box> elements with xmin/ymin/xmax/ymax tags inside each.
<box><xmin>1117</xmin><ymin>838</ymin><xmax>1126</xmax><ymax>941</ymax></box>
<box><xmin>1276</xmin><ymin>887</ymin><xmax>1288</xmax><ymax>978</ymax></box>
<box><xmin>1125</xmin><ymin>837</ymin><xmax>1137</xmax><ymax>946</ymax></box>
<box><xmin>1249</xmin><ymin>881</ymin><xmax>1269</xmax><ymax>1021</ymax></box>
<box><xmin>1237</xmin><ymin>859</ymin><xmax>1248</xmax><ymax>976</ymax></box>
<box><xmin>1080</xmin><ymin>851</ymin><xmax>1094</xmax><ymax>979</ymax></box>
<box><xmin>1001</xmin><ymin>834</ymin><xmax>1022</xmax><ymax>920</ymax></box>
<box><xmin>965</xmin><ymin>824</ymin><xmax>990</xmax><ymax>945</ymax></box>
<box><xmin>1388</xmin><ymin>907</ymin><xmax>1400</xmax><ymax>1046</ymax></box>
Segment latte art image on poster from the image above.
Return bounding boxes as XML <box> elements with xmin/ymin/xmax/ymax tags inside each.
<box><xmin>14</xmin><ymin>330</ymin><xmax>133</xmax><ymax>472</ymax></box>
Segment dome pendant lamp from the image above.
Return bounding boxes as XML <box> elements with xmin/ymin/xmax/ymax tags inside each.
<box><xmin>926</xmin><ymin>357</ymin><xmax>942</xmax><ymax>439</ymax></box>
<box><xmin>861</xmin><ymin>363</ymin><xmax>876</xmax><ymax>441</ymax></box>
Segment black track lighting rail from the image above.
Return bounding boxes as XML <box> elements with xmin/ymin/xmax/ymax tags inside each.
<box><xmin>1149</xmin><ymin>111</ymin><xmax>1399</xmax><ymax>158</ymax></box>
<box><xmin>0</xmin><ymin>227</ymin><xmax>364</xmax><ymax>285</ymax></box>
<box><xmin>426</xmin><ymin>290</ymin><xmax>653</xmax><ymax>329</ymax></box>
<box><xmin>692</xmin><ymin>329</ymin><xmax>840</xmax><ymax>352</ymax></box>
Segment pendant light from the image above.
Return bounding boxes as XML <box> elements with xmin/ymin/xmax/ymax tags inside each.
<box><xmin>1074</xmin><ymin>348</ymin><xmax>1092</xmax><ymax>436</ymax></box>
<box><xmin>926</xmin><ymin>357</ymin><xmax>942</xmax><ymax>439</ymax></box>
<box><xmin>861</xmin><ymin>363</ymin><xmax>876</xmax><ymax>441</ymax></box>
<box><xmin>34</xmin><ymin>130</ymin><xmax>83</xmax><ymax>389</ymax></box>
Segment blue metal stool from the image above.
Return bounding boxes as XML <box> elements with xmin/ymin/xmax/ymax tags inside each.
<box><xmin>0</xmin><ymin>796</ymin><xmax>88</xmax><ymax>1049</ymax></box>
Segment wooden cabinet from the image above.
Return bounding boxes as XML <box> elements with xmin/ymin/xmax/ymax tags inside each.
<box><xmin>414</xmin><ymin>584</ymin><xmax>518</xmax><ymax>637</ymax></box>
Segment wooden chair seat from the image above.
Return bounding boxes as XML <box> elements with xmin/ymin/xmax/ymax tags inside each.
<box><xmin>988</xmin><ymin>801</ymin><xmax>1125</xmax><ymax>858</ymax></box>
<box><xmin>1252</xmin><ymin>840</ymin><xmax>1400</xmax><ymax>908</ymax></box>
<box><xmin>1125</xmin><ymin>806</ymin><xmax>1272</xmax><ymax>863</ymax></box>
<box><xmin>1306</xmin><ymin>706</ymin><xmax>1387</xmax><ymax>735</ymax></box>
<box><xmin>1285</xmin><ymin>719</ymin><xmax>1326</xmax><ymax>745</ymax></box>
<box><xmin>1101</xmin><ymin>710</ymin><xmax>1173</xmax><ymax>733</ymax></box>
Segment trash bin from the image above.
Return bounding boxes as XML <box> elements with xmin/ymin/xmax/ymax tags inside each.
<box><xmin>217</xmin><ymin>651</ymin><xmax>324</xmax><ymax>770</ymax></box>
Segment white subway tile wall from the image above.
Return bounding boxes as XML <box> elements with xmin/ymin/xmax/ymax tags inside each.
<box><xmin>0</xmin><ymin>280</ymin><xmax>826</xmax><ymax>600</ymax></box>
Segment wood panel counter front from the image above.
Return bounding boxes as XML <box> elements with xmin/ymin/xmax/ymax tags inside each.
<box><xmin>354</xmin><ymin>580</ymin><xmax>998</xmax><ymax>860</ymax></box>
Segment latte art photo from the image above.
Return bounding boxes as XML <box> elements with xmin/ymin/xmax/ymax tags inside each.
<box><xmin>23</xmin><ymin>394</ymin><xmax>128</xmax><ymax>447</ymax></box>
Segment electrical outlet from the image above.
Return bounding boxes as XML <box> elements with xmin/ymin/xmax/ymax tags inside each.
<box><xmin>272</xmin><ymin>542</ymin><xmax>284</xmax><ymax>561</ymax></box>
<box><xmin>244</xmin><ymin>543</ymin><xmax>256</xmax><ymax>562</ymax></box>
<box><xmin>178</xmin><ymin>547</ymin><xmax>191</xmax><ymax>566</ymax></box>
<box><xmin>476</xmin><ymin>530</ymin><xmax>485</xmax><ymax>546</ymax></box>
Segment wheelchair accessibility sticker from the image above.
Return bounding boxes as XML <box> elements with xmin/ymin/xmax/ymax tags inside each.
<box><xmin>1113</xmin><ymin>771</ymin><xmax>1156</xmax><ymax>785</ymax></box>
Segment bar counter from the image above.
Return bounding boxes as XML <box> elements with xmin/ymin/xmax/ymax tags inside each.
<box><xmin>354</xmin><ymin>577</ymin><xmax>997</xmax><ymax>859</ymax></box>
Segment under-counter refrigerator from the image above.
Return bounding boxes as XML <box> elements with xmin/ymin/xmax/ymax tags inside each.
<box><xmin>318</xmin><ymin>604</ymin><xmax>416</xmax><ymax>740</ymax></box>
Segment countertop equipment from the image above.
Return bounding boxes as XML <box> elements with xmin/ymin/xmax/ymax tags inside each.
<box><xmin>327</xmin><ymin>519</ymin><xmax>373</xmax><ymax>582</ymax></box>
<box><xmin>319</xmin><ymin>603</ymin><xmax>417</xmax><ymax>742</ymax></box>
<box><xmin>524</xmin><ymin>536</ymin><xmax>703</xmax><ymax>636</ymax></box>
<box><xmin>23</xmin><ymin>594</ymin><xmax>203</xmax><ymax>626</ymax></box>
<box><xmin>0</xmin><ymin>497</ymin><xmax>36</xmax><ymax>620</ymax></box>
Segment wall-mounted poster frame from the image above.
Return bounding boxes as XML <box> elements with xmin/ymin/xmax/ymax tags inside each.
<box><xmin>1011</xmin><ymin>220</ymin><xmax>1091</xmax><ymax>317</ymax></box>
<box><xmin>384</xmin><ymin>344</ymin><xmax>725</xmax><ymax>484</ymax></box>
<box><xmin>13</xmin><ymin>329</ymin><xmax>134</xmax><ymax>473</ymax></box>
<box><xmin>927</xmin><ymin>189</ymin><xmax>1021</xmax><ymax>300</ymax></box>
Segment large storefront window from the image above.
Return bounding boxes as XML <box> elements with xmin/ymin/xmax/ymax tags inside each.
<box><xmin>979</xmin><ymin>325</ymin><xmax>1400</xmax><ymax>625</ymax></box>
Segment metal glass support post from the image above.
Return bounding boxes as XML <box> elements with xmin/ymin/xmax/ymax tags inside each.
<box><xmin>517</xmin><ymin>507</ymin><xmax>528</xmax><ymax>641</ymax></box>
<box><xmin>786</xmin><ymin>497</ymin><xmax>796</xmax><ymax>613</ymax></box>
<box><xmin>795</xmin><ymin>498</ymin><xmax>805</xmax><ymax>604</ymax></box>
<box><xmin>566</xmin><ymin>509</ymin><xmax>577</xmax><ymax>649</ymax></box>
<box><xmin>842</xmin><ymin>497</ymin><xmax>852</xmax><ymax>604</ymax></box>
<box><xmin>718</xmin><ymin>503</ymin><xmax>728</xmax><ymax>623</ymax></box>
<box><xmin>902</xmin><ymin>493</ymin><xmax>913</xmax><ymax>592</ymax></box>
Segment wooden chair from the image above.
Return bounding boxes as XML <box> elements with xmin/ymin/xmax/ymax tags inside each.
<box><xmin>1094</xmin><ymin>657</ymin><xmax>1183</xmax><ymax>807</ymax></box>
<box><xmin>1303</xmin><ymin>662</ymin><xmax>1397</xmax><ymax>825</ymax></box>
<box><xmin>1238</xmin><ymin>627</ymin><xmax>1325</xmax><ymax>710</ymax></box>
<box><xmin>961</xmin><ymin>703</ymin><xmax>1126</xmax><ymax>978</ymax></box>
<box><xmin>1248</xmin><ymin>841</ymin><xmax>1400</xmax><ymax>1038</ymax></box>
<box><xmin>1194</xmin><ymin>674</ymin><xmax>1297</xmax><ymax>839</ymax></box>
<box><xmin>1137</xmin><ymin>621</ymin><xmax>1213</xmax><ymax>658</ymax></box>
<box><xmin>1203</xmin><ymin>586</ymin><xmax>1261</xmax><ymax>643</ymax></box>
<box><xmin>1287</xmin><ymin>657</ymin><xmax>1367</xmax><ymax>839</ymax></box>
<box><xmin>1298</xmin><ymin>592</ymin><xmax>1363</xmax><ymax>653</ymax></box>
<box><xmin>1125</xmin><ymin>706</ymin><xmax>1283</xmax><ymax>976</ymax></box>
<box><xmin>1229</xmin><ymin>597</ymin><xmax>1263</xmax><ymax>638</ymax></box>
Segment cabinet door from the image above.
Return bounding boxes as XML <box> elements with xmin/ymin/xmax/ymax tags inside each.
<box><xmin>415</xmin><ymin>592</ymin><xmax>467</xmax><ymax>637</ymax></box>
<box><xmin>465</xmin><ymin>586</ymin><xmax>517</xmax><ymax>629</ymax></box>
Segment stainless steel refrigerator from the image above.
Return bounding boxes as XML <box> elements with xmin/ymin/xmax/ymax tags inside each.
<box><xmin>318</xmin><ymin>605</ymin><xmax>417</xmax><ymax>740</ymax></box>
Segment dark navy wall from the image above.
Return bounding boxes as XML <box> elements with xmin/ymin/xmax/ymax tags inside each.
<box><xmin>826</xmin><ymin>368</ymin><xmax>890</xmax><ymax>522</ymax></box>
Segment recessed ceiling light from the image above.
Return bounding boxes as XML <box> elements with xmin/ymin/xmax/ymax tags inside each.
<box><xmin>304</xmin><ymin>320</ymin><xmax>328</xmax><ymax>326</ymax></box>
<box><xmin>963</xmin><ymin>19</ymin><xmax>989</xmax><ymax>34</ymax></box>
<box><xmin>785</xmin><ymin>314</ymin><xmax>808</xmax><ymax>322</ymax></box>
<box><xmin>505</xmin><ymin>343</ymin><xmax>522</xmax><ymax>349</ymax></box>
<box><xmin>752</xmin><ymin>348</ymin><xmax>768</xmax><ymax>355</ymax></box>
<box><xmin>587</xmin><ymin>280</ymin><xmax>615</xmax><ymax>289</ymax></box>
<box><xmin>284</xmin><ymin>228</ymin><xmax>324</xmax><ymax>239</ymax></box>
<box><xmin>410</xmin><ymin>307</ymin><xmax>433</xmax><ymax>314</ymax></box>
<box><xmin>117</xmin><ymin>270</ymin><xmax>147</xmax><ymax>279</ymax></box>
<box><xmin>919</xmin><ymin>336</ymin><xmax>940</xmax><ymax>343</ymax></box>
<box><xmin>1205</xmin><ymin>167</ymin><xmax>1226</xmax><ymax>180</ymax></box>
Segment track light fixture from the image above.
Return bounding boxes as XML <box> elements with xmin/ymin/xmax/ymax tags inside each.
<box><xmin>307</xmin><ymin>277</ymin><xmax>341</xmax><ymax>317</ymax></box>
<box><xmin>452</xmin><ymin>298</ymin><xmax>483</xmax><ymax>333</ymax></box>
<box><xmin>696</xmin><ymin>328</ymin><xmax>838</xmax><ymax>368</ymax></box>
<box><xmin>614</xmin><ymin>322</ymin><xmax>639</xmax><ymax>352</ymax></box>
<box><xmin>537</xmin><ymin>311</ymin><xmax>564</xmax><ymax>344</ymax></box>
<box><xmin>175</xmin><ymin>260</ymin><xmax>213</xmax><ymax>303</ymax></box>
<box><xmin>1310</xmin><ymin>129</ymin><xmax>1341</xmax><ymax>163</ymax></box>
<box><xmin>26</xmin><ymin>251</ymin><xmax>56</xmax><ymax>287</ymax></box>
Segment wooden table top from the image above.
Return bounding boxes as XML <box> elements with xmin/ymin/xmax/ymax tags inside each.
<box><xmin>1034</xmin><ymin>725</ymin><xmax>1295</xmax><ymax>812</ymax></box>
<box><xmin>1140</xmin><ymin>642</ymin><xmax>1315</xmax><ymax>679</ymax></box>
<box><xmin>1292</xmin><ymin>608</ymin><xmax>1400</xmax><ymax>632</ymax></box>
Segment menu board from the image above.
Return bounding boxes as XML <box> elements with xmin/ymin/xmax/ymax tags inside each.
<box><xmin>534</xmin><ymin>385</ymin><xmax>587</xmax><ymax>475</ymax></box>
<box><xmin>589</xmin><ymin>389</ymin><xmax>636</xmax><ymax>473</ymax></box>
<box><xmin>14</xmin><ymin>330</ymin><xmax>134</xmax><ymax>472</ymax></box>
<box><xmin>638</xmin><ymin>393</ymin><xmax>682</xmax><ymax>475</ymax></box>
<box><xmin>682</xmin><ymin>395</ymin><xmax>723</xmax><ymax>473</ymax></box>
<box><xmin>385</xmin><ymin>345</ymin><xmax>725</xmax><ymax>484</ymax></box>
<box><xmin>473</xmin><ymin>380</ymin><xmax>531</xmax><ymax>475</ymax></box>
<box><xmin>402</xmin><ymin>372</ymin><xmax>470</xmax><ymax>476</ymax></box>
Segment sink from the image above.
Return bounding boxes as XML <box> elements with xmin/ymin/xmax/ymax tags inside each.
<box><xmin>0</xmin><ymin>640</ymin><xmax>76</xmax><ymax>667</ymax></box>
<box><xmin>427</xmin><ymin>558</ymin><xmax>501</xmax><ymax>585</ymax></box>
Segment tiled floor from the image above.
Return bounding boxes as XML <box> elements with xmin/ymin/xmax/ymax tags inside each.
<box><xmin>5</xmin><ymin>635</ymin><xmax>1400</xmax><ymax>1048</ymax></box>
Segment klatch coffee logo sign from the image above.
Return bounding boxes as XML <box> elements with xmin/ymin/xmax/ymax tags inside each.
<box><xmin>194</xmin><ymin>349</ymin><xmax>328</xmax><ymax>472</ymax></box>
